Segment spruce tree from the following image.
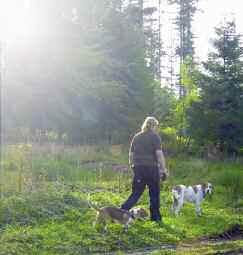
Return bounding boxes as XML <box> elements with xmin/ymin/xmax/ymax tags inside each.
<box><xmin>168</xmin><ymin>0</ymin><xmax>199</xmax><ymax>97</ymax></box>
<box><xmin>188</xmin><ymin>21</ymin><xmax>243</xmax><ymax>155</ymax></box>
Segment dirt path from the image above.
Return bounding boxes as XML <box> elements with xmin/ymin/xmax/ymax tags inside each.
<box><xmin>107</xmin><ymin>225</ymin><xmax>243</xmax><ymax>255</ymax></box>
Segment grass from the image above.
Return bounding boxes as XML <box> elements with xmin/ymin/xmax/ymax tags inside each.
<box><xmin>0</xmin><ymin>144</ymin><xmax>242</xmax><ymax>254</ymax></box>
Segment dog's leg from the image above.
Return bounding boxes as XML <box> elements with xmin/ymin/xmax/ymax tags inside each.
<box><xmin>124</xmin><ymin>224</ymin><xmax>128</xmax><ymax>232</ymax></box>
<box><xmin>104</xmin><ymin>225</ymin><xmax>108</xmax><ymax>233</ymax></box>
<box><xmin>195</xmin><ymin>199</ymin><xmax>202</xmax><ymax>216</ymax></box>
<box><xmin>124</xmin><ymin>217</ymin><xmax>133</xmax><ymax>232</ymax></box>
<box><xmin>174</xmin><ymin>206</ymin><xmax>180</xmax><ymax>216</ymax></box>
<box><xmin>175</xmin><ymin>198</ymin><xmax>183</xmax><ymax>216</ymax></box>
<box><xmin>95</xmin><ymin>213</ymin><xmax>107</xmax><ymax>232</ymax></box>
<box><xmin>171</xmin><ymin>197</ymin><xmax>178</xmax><ymax>215</ymax></box>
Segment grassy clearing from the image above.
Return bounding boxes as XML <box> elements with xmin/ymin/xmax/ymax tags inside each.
<box><xmin>0</xmin><ymin>144</ymin><xmax>242</xmax><ymax>254</ymax></box>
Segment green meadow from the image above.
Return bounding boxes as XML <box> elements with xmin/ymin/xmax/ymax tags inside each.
<box><xmin>0</xmin><ymin>144</ymin><xmax>242</xmax><ymax>254</ymax></box>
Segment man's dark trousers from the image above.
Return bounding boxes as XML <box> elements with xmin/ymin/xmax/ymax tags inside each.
<box><xmin>121</xmin><ymin>165</ymin><xmax>161</xmax><ymax>221</ymax></box>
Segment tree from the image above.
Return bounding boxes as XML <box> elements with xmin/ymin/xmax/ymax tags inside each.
<box><xmin>171</xmin><ymin>57</ymin><xmax>200</xmax><ymax>152</ymax></box>
<box><xmin>168</xmin><ymin>0</ymin><xmax>199</xmax><ymax>97</ymax></box>
<box><xmin>152</xmin><ymin>82</ymin><xmax>176</xmax><ymax>128</ymax></box>
<box><xmin>187</xmin><ymin>21</ymin><xmax>243</xmax><ymax>155</ymax></box>
<box><xmin>3</xmin><ymin>0</ymin><xmax>155</xmax><ymax>144</ymax></box>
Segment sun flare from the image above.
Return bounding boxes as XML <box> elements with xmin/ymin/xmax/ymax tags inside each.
<box><xmin>0</xmin><ymin>0</ymin><xmax>36</xmax><ymax>42</ymax></box>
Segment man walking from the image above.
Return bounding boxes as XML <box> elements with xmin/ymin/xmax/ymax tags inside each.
<box><xmin>121</xmin><ymin>116</ymin><xmax>168</xmax><ymax>222</ymax></box>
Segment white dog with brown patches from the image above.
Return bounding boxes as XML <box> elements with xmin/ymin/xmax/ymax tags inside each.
<box><xmin>172</xmin><ymin>183</ymin><xmax>213</xmax><ymax>216</ymax></box>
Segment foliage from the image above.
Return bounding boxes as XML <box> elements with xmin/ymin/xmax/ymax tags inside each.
<box><xmin>0</xmin><ymin>146</ymin><xmax>242</xmax><ymax>254</ymax></box>
<box><xmin>168</xmin><ymin>0</ymin><xmax>199</xmax><ymax>60</ymax></box>
<box><xmin>153</xmin><ymin>83</ymin><xmax>177</xmax><ymax>127</ymax></box>
<box><xmin>159</xmin><ymin>127</ymin><xmax>178</xmax><ymax>155</ymax></box>
<box><xmin>217</xmin><ymin>167</ymin><xmax>243</xmax><ymax>201</ymax></box>
<box><xmin>169</xmin><ymin>57</ymin><xmax>200</xmax><ymax>153</ymax></box>
<box><xmin>167</xmin><ymin>0</ymin><xmax>200</xmax><ymax>97</ymax></box>
<box><xmin>187</xmin><ymin>21</ymin><xmax>243</xmax><ymax>154</ymax></box>
<box><xmin>152</xmin><ymin>65</ymin><xmax>200</xmax><ymax>155</ymax></box>
<box><xmin>3</xmin><ymin>0</ymin><xmax>154</xmax><ymax>144</ymax></box>
<box><xmin>175</xmin><ymin>57</ymin><xmax>199</xmax><ymax>127</ymax></box>
<box><xmin>0</xmin><ymin>187</ymin><xmax>88</xmax><ymax>229</ymax></box>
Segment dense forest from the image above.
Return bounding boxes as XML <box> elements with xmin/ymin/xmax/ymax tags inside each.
<box><xmin>2</xmin><ymin>0</ymin><xmax>243</xmax><ymax>154</ymax></box>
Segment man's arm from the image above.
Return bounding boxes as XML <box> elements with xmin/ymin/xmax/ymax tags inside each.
<box><xmin>156</xmin><ymin>149</ymin><xmax>169</xmax><ymax>180</ymax></box>
<box><xmin>156</xmin><ymin>149</ymin><xmax>166</xmax><ymax>171</ymax></box>
<box><xmin>129</xmin><ymin>138</ymin><xmax>135</xmax><ymax>168</ymax></box>
<box><xmin>129</xmin><ymin>151</ymin><xmax>134</xmax><ymax>168</ymax></box>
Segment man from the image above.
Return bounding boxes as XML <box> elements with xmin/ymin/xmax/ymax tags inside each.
<box><xmin>121</xmin><ymin>116</ymin><xmax>168</xmax><ymax>222</ymax></box>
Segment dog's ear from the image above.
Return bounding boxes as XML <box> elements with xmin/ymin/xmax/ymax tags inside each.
<box><xmin>130</xmin><ymin>209</ymin><xmax>135</xmax><ymax>219</ymax></box>
<box><xmin>141</xmin><ymin>209</ymin><xmax>148</xmax><ymax>218</ymax></box>
<box><xmin>206</xmin><ymin>182</ymin><xmax>213</xmax><ymax>190</ymax></box>
<box><xmin>202</xmin><ymin>183</ymin><xmax>207</xmax><ymax>189</ymax></box>
<box><xmin>193</xmin><ymin>185</ymin><xmax>198</xmax><ymax>194</ymax></box>
<box><xmin>201</xmin><ymin>183</ymin><xmax>208</xmax><ymax>196</ymax></box>
<box><xmin>208</xmin><ymin>182</ymin><xmax>214</xmax><ymax>192</ymax></box>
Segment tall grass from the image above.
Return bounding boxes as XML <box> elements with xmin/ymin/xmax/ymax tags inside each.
<box><xmin>216</xmin><ymin>167</ymin><xmax>243</xmax><ymax>200</ymax></box>
<box><xmin>0</xmin><ymin>143</ymin><xmax>242</xmax><ymax>254</ymax></box>
<box><xmin>1</xmin><ymin>144</ymin><xmax>130</xmax><ymax>196</ymax></box>
<box><xmin>167</xmin><ymin>158</ymin><xmax>210</xmax><ymax>184</ymax></box>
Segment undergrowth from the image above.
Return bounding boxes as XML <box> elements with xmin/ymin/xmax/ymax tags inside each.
<box><xmin>0</xmin><ymin>144</ymin><xmax>242</xmax><ymax>254</ymax></box>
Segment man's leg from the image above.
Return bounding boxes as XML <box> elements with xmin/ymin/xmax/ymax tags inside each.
<box><xmin>148</xmin><ymin>167</ymin><xmax>161</xmax><ymax>221</ymax></box>
<box><xmin>121</xmin><ymin>166</ymin><xmax>146</xmax><ymax>210</ymax></box>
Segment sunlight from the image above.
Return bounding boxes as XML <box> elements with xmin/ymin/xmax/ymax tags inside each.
<box><xmin>0</xmin><ymin>0</ymin><xmax>36</xmax><ymax>42</ymax></box>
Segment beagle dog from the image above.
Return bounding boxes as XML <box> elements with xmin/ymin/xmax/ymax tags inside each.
<box><xmin>95</xmin><ymin>206</ymin><xmax>135</xmax><ymax>231</ymax></box>
<box><xmin>88</xmin><ymin>198</ymin><xmax>135</xmax><ymax>232</ymax></box>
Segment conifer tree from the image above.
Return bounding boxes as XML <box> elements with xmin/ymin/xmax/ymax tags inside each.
<box><xmin>187</xmin><ymin>21</ymin><xmax>243</xmax><ymax>155</ymax></box>
<box><xmin>168</xmin><ymin>0</ymin><xmax>199</xmax><ymax>97</ymax></box>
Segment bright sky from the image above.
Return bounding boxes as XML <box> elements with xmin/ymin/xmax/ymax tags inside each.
<box><xmin>0</xmin><ymin>0</ymin><xmax>36</xmax><ymax>42</ymax></box>
<box><xmin>0</xmin><ymin>0</ymin><xmax>242</xmax><ymax>63</ymax></box>
<box><xmin>149</xmin><ymin>0</ymin><xmax>243</xmax><ymax>61</ymax></box>
<box><xmin>151</xmin><ymin>0</ymin><xmax>243</xmax><ymax>83</ymax></box>
<box><xmin>194</xmin><ymin>0</ymin><xmax>243</xmax><ymax>60</ymax></box>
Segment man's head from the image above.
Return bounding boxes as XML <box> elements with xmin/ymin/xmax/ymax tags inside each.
<box><xmin>141</xmin><ymin>116</ymin><xmax>159</xmax><ymax>132</ymax></box>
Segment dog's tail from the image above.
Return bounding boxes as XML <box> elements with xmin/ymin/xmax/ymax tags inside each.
<box><xmin>87</xmin><ymin>194</ymin><xmax>100</xmax><ymax>212</ymax></box>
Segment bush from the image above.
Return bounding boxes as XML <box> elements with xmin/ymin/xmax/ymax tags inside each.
<box><xmin>159</xmin><ymin>127</ymin><xmax>178</xmax><ymax>155</ymax></box>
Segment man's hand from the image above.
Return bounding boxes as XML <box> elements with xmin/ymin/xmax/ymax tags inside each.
<box><xmin>159</xmin><ymin>168</ymin><xmax>169</xmax><ymax>181</ymax></box>
<box><xmin>156</xmin><ymin>150</ymin><xmax>168</xmax><ymax>181</ymax></box>
<box><xmin>130</xmin><ymin>164</ymin><xmax>135</xmax><ymax>170</ymax></box>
